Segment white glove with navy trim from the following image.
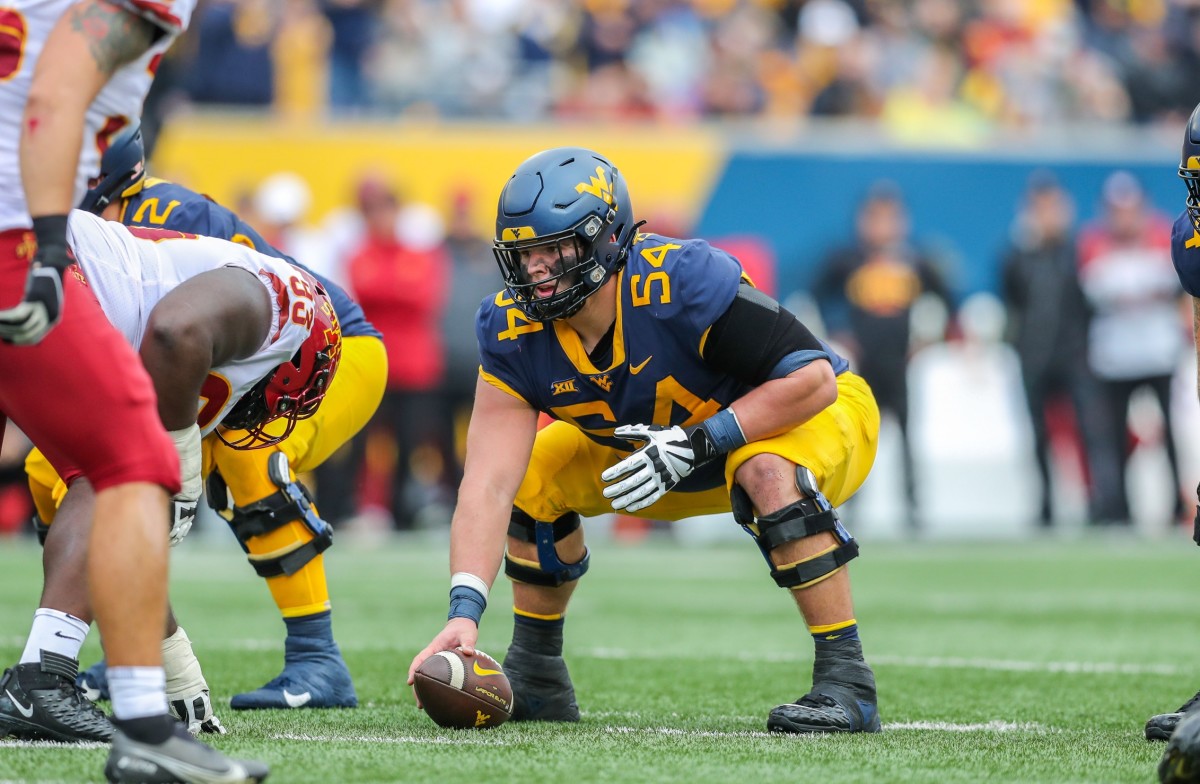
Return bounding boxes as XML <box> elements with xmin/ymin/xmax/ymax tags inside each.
<box><xmin>601</xmin><ymin>424</ymin><xmax>697</xmax><ymax>513</ymax></box>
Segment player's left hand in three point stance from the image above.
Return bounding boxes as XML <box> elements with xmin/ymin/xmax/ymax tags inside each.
<box><xmin>602</xmin><ymin>424</ymin><xmax>698</xmax><ymax>512</ymax></box>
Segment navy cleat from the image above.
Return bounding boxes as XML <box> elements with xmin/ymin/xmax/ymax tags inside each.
<box><xmin>230</xmin><ymin>636</ymin><xmax>356</xmax><ymax>710</ymax></box>
<box><xmin>1160</xmin><ymin>709</ymin><xmax>1200</xmax><ymax>783</ymax></box>
<box><xmin>767</xmin><ymin>683</ymin><xmax>881</xmax><ymax>734</ymax></box>
<box><xmin>1149</xmin><ymin>690</ymin><xmax>1200</xmax><ymax>742</ymax></box>
<box><xmin>78</xmin><ymin>657</ymin><xmax>110</xmax><ymax>703</ymax></box>
<box><xmin>769</xmin><ymin>641</ymin><xmax>880</xmax><ymax>734</ymax></box>
<box><xmin>502</xmin><ymin>644</ymin><xmax>580</xmax><ymax>722</ymax></box>
<box><xmin>0</xmin><ymin>651</ymin><xmax>113</xmax><ymax>742</ymax></box>
<box><xmin>105</xmin><ymin>721</ymin><xmax>269</xmax><ymax>783</ymax></box>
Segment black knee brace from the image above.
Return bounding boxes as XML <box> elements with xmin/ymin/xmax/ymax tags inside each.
<box><xmin>207</xmin><ymin>453</ymin><xmax>333</xmax><ymax>578</ymax></box>
<box><xmin>731</xmin><ymin>466</ymin><xmax>858</xmax><ymax>589</ymax></box>
<box><xmin>504</xmin><ymin>508</ymin><xmax>590</xmax><ymax>587</ymax></box>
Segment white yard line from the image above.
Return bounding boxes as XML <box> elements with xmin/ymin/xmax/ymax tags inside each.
<box><xmin>884</xmin><ymin>720</ymin><xmax>1054</xmax><ymax>733</ymax></box>
<box><xmin>272</xmin><ymin>732</ymin><xmax>510</xmax><ymax>746</ymax></box>
<box><xmin>0</xmin><ymin>720</ymin><xmax>1059</xmax><ymax>754</ymax></box>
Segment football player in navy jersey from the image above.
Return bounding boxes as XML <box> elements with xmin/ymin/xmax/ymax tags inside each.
<box><xmin>1148</xmin><ymin>105</ymin><xmax>1200</xmax><ymax>768</ymax></box>
<box><xmin>407</xmin><ymin>147</ymin><xmax>883</xmax><ymax>734</ymax></box>
<box><xmin>24</xmin><ymin>124</ymin><xmax>386</xmax><ymax>715</ymax></box>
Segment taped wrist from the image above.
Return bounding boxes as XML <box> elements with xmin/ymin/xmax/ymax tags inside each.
<box><xmin>169</xmin><ymin>424</ymin><xmax>202</xmax><ymax>502</ymax></box>
<box><xmin>448</xmin><ymin>585</ymin><xmax>487</xmax><ymax>624</ymax></box>
<box><xmin>31</xmin><ymin>215</ymin><xmax>70</xmax><ymax>271</ymax></box>
<box><xmin>684</xmin><ymin>408</ymin><xmax>746</xmax><ymax>466</ymax></box>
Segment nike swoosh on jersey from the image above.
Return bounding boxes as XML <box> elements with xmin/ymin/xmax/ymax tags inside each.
<box><xmin>629</xmin><ymin>356</ymin><xmax>652</xmax><ymax>375</ymax></box>
<box><xmin>5</xmin><ymin>689</ymin><xmax>33</xmax><ymax>718</ymax></box>
<box><xmin>283</xmin><ymin>689</ymin><xmax>312</xmax><ymax>708</ymax></box>
<box><xmin>473</xmin><ymin>660</ymin><xmax>503</xmax><ymax>677</ymax></box>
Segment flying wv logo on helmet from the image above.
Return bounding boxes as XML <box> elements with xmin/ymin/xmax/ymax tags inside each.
<box><xmin>575</xmin><ymin>166</ymin><xmax>617</xmax><ymax>210</ymax></box>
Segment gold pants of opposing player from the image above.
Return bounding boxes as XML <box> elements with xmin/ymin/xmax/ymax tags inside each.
<box><xmin>25</xmin><ymin>334</ymin><xmax>388</xmax><ymax>618</ymax></box>
<box><xmin>513</xmin><ymin>371</ymin><xmax>880</xmax><ymax>522</ymax></box>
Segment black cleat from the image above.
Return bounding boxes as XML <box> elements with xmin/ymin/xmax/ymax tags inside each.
<box><xmin>1149</xmin><ymin>690</ymin><xmax>1200</xmax><ymax>741</ymax></box>
<box><xmin>502</xmin><ymin>645</ymin><xmax>580</xmax><ymax>722</ymax></box>
<box><xmin>1160</xmin><ymin>709</ymin><xmax>1200</xmax><ymax>783</ymax></box>
<box><xmin>105</xmin><ymin>722</ymin><xmax>269</xmax><ymax>783</ymax></box>
<box><xmin>767</xmin><ymin>682</ymin><xmax>881</xmax><ymax>734</ymax></box>
<box><xmin>0</xmin><ymin>651</ymin><xmax>113</xmax><ymax>742</ymax></box>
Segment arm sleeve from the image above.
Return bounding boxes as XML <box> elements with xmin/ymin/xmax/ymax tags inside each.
<box><xmin>701</xmin><ymin>283</ymin><xmax>830</xmax><ymax>386</ymax></box>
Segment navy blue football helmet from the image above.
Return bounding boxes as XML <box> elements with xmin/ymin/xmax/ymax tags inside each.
<box><xmin>1180</xmin><ymin>103</ymin><xmax>1200</xmax><ymax>231</ymax></box>
<box><xmin>493</xmin><ymin>147</ymin><xmax>638</xmax><ymax>321</ymax></box>
<box><xmin>79</xmin><ymin>124</ymin><xmax>146</xmax><ymax>214</ymax></box>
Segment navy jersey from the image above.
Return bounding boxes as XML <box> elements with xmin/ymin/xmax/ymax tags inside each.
<box><xmin>477</xmin><ymin>233</ymin><xmax>846</xmax><ymax>493</ymax></box>
<box><xmin>1171</xmin><ymin>210</ymin><xmax>1200</xmax><ymax>297</ymax></box>
<box><xmin>118</xmin><ymin>179</ymin><xmax>380</xmax><ymax>340</ymax></box>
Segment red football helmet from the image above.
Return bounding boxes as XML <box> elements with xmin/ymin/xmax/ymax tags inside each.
<box><xmin>219</xmin><ymin>279</ymin><xmax>343</xmax><ymax>449</ymax></box>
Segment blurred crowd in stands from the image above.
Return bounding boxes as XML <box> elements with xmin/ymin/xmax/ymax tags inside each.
<box><xmin>151</xmin><ymin>0</ymin><xmax>1200</xmax><ymax>134</ymax></box>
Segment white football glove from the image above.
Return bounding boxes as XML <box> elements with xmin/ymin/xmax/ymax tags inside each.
<box><xmin>168</xmin><ymin>424</ymin><xmax>202</xmax><ymax>546</ymax></box>
<box><xmin>601</xmin><ymin>424</ymin><xmax>697</xmax><ymax>513</ymax></box>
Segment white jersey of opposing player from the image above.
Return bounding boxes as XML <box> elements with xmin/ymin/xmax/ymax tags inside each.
<box><xmin>0</xmin><ymin>0</ymin><xmax>197</xmax><ymax>232</ymax></box>
<box><xmin>66</xmin><ymin>210</ymin><xmax>317</xmax><ymax>436</ymax></box>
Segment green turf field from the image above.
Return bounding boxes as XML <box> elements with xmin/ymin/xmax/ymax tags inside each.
<box><xmin>1</xmin><ymin>531</ymin><xmax>1197</xmax><ymax>783</ymax></box>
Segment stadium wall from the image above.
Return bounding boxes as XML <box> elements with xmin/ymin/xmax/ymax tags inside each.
<box><xmin>155</xmin><ymin>117</ymin><xmax>1180</xmax><ymax>302</ymax></box>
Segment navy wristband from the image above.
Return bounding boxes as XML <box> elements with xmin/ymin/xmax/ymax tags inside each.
<box><xmin>685</xmin><ymin>408</ymin><xmax>747</xmax><ymax>466</ymax></box>
<box><xmin>448</xmin><ymin>584</ymin><xmax>487</xmax><ymax>624</ymax></box>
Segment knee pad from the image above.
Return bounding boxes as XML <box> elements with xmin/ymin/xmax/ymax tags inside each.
<box><xmin>210</xmin><ymin>453</ymin><xmax>334</xmax><ymax>579</ymax></box>
<box><xmin>504</xmin><ymin>508</ymin><xmax>590</xmax><ymax>588</ymax></box>
<box><xmin>731</xmin><ymin>466</ymin><xmax>858</xmax><ymax>590</ymax></box>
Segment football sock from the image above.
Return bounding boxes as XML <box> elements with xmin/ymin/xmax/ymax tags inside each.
<box><xmin>511</xmin><ymin>611</ymin><xmax>564</xmax><ymax>656</ymax></box>
<box><xmin>284</xmin><ymin>610</ymin><xmax>334</xmax><ymax>645</ymax></box>
<box><xmin>811</xmin><ymin>636</ymin><xmax>875</xmax><ymax>699</ymax></box>
<box><xmin>109</xmin><ymin>666</ymin><xmax>168</xmax><ymax>720</ymax></box>
<box><xmin>21</xmin><ymin>608</ymin><xmax>89</xmax><ymax>664</ymax></box>
<box><xmin>112</xmin><ymin>714</ymin><xmax>174</xmax><ymax>744</ymax></box>
<box><xmin>810</xmin><ymin>619</ymin><xmax>859</xmax><ymax>645</ymax></box>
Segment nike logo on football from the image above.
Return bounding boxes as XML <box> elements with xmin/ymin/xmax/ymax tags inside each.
<box><xmin>283</xmin><ymin>689</ymin><xmax>312</xmax><ymax>708</ymax></box>
<box><xmin>473</xmin><ymin>661</ymin><xmax>502</xmax><ymax>677</ymax></box>
<box><xmin>629</xmin><ymin>356</ymin><xmax>652</xmax><ymax>375</ymax></box>
<box><xmin>5</xmin><ymin>689</ymin><xmax>33</xmax><ymax>718</ymax></box>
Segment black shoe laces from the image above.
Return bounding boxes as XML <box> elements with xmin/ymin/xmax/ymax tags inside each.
<box><xmin>48</xmin><ymin>677</ymin><xmax>109</xmax><ymax>729</ymax></box>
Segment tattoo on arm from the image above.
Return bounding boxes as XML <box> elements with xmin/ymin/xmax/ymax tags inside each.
<box><xmin>67</xmin><ymin>0</ymin><xmax>157</xmax><ymax>76</ymax></box>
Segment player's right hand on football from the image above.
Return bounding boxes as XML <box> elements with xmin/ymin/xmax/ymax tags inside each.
<box><xmin>406</xmin><ymin>618</ymin><xmax>479</xmax><ymax>704</ymax></box>
<box><xmin>0</xmin><ymin>263</ymin><xmax>64</xmax><ymax>346</ymax></box>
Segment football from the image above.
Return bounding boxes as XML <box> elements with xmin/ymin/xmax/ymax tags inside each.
<box><xmin>413</xmin><ymin>648</ymin><xmax>513</xmax><ymax>729</ymax></box>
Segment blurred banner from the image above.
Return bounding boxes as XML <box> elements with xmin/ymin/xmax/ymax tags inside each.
<box><xmin>154</xmin><ymin>117</ymin><xmax>1179</xmax><ymax>298</ymax></box>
